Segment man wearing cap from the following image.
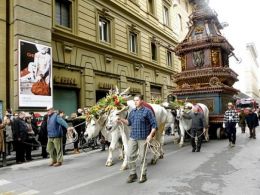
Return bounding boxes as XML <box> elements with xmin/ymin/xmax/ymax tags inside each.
<box><xmin>223</xmin><ymin>102</ymin><xmax>239</xmax><ymax>147</ymax></box>
<box><xmin>46</xmin><ymin>107</ymin><xmax>72</xmax><ymax>167</ymax></box>
<box><xmin>183</xmin><ymin>105</ymin><xmax>206</xmax><ymax>152</ymax></box>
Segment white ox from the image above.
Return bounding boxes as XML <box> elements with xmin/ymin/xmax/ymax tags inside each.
<box><xmin>105</xmin><ymin>100</ymin><xmax>174</xmax><ymax>169</ymax></box>
<box><xmin>84</xmin><ymin>114</ymin><xmax>126</xmax><ymax>169</ymax></box>
<box><xmin>176</xmin><ymin>102</ymin><xmax>209</xmax><ymax>146</ymax></box>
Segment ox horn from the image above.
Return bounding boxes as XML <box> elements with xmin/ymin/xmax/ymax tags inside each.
<box><xmin>119</xmin><ymin>87</ymin><xmax>130</xmax><ymax>96</ymax></box>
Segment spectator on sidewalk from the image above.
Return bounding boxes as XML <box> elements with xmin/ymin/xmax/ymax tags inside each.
<box><xmin>0</xmin><ymin>118</ymin><xmax>6</xmax><ymax>158</ymax></box>
<box><xmin>72</xmin><ymin>109</ymin><xmax>85</xmax><ymax>154</ymax></box>
<box><xmin>39</xmin><ymin>114</ymin><xmax>48</xmax><ymax>158</ymax></box>
<box><xmin>4</xmin><ymin>117</ymin><xmax>13</xmax><ymax>155</ymax></box>
<box><xmin>47</xmin><ymin>107</ymin><xmax>72</xmax><ymax>167</ymax></box>
<box><xmin>58</xmin><ymin>110</ymin><xmax>67</xmax><ymax>155</ymax></box>
<box><xmin>13</xmin><ymin>112</ymin><xmax>28</xmax><ymax>164</ymax></box>
<box><xmin>24</xmin><ymin>115</ymin><xmax>35</xmax><ymax>161</ymax></box>
<box><xmin>245</xmin><ymin>108</ymin><xmax>259</xmax><ymax>139</ymax></box>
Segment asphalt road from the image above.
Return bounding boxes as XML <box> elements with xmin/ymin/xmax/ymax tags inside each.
<box><xmin>1</xmin><ymin>128</ymin><xmax>260</xmax><ymax>195</ymax></box>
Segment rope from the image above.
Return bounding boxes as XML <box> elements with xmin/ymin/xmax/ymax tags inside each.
<box><xmin>140</xmin><ymin>138</ymin><xmax>161</xmax><ymax>181</ymax></box>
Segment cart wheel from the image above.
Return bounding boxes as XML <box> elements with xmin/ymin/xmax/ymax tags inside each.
<box><xmin>216</xmin><ymin>127</ymin><xmax>221</xmax><ymax>139</ymax></box>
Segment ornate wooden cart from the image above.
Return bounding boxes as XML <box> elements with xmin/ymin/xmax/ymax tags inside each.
<box><xmin>173</xmin><ymin>0</ymin><xmax>239</xmax><ymax>139</ymax></box>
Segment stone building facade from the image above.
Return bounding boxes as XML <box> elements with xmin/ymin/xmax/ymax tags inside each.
<box><xmin>0</xmin><ymin>0</ymin><xmax>194</xmax><ymax>115</ymax></box>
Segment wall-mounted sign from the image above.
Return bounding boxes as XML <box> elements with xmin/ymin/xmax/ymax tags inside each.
<box><xmin>98</xmin><ymin>82</ymin><xmax>115</xmax><ymax>89</ymax></box>
<box><xmin>18</xmin><ymin>40</ymin><xmax>53</xmax><ymax>108</ymax></box>
<box><xmin>130</xmin><ymin>87</ymin><xmax>141</xmax><ymax>93</ymax></box>
<box><xmin>54</xmin><ymin>76</ymin><xmax>77</xmax><ymax>86</ymax></box>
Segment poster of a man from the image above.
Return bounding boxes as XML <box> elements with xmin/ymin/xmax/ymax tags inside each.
<box><xmin>19</xmin><ymin>40</ymin><xmax>53</xmax><ymax>108</ymax></box>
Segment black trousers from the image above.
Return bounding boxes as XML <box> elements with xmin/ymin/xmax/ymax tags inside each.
<box><xmin>191</xmin><ymin>128</ymin><xmax>203</xmax><ymax>150</ymax></box>
<box><xmin>41</xmin><ymin>141</ymin><xmax>48</xmax><ymax>158</ymax></box>
<box><xmin>25</xmin><ymin>139</ymin><xmax>33</xmax><ymax>160</ymax></box>
<box><xmin>15</xmin><ymin>141</ymin><xmax>25</xmax><ymax>163</ymax></box>
<box><xmin>62</xmin><ymin>134</ymin><xmax>66</xmax><ymax>154</ymax></box>
<box><xmin>249</xmin><ymin>128</ymin><xmax>256</xmax><ymax>138</ymax></box>
<box><xmin>226</xmin><ymin>122</ymin><xmax>236</xmax><ymax>144</ymax></box>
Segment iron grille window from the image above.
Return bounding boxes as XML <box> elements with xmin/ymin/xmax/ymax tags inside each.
<box><xmin>99</xmin><ymin>17</ymin><xmax>110</xmax><ymax>42</ymax></box>
<box><xmin>55</xmin><ymin>0</ymin><xmax>71</xmax><ymax>28</ymax></box>
<box><xmin>129</xmin><ymin>32</ymin><xmax>137</xmax><ymax>53</ymax></box>
<box><xmin>151</xmin><ymin>42</ymin><xmax>157</xmax><ymax>61</ymax></box>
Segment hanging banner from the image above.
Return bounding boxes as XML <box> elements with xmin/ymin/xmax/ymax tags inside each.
<box><xmin>18</xmin><ymin>40</ymin><xmax>53</xmax><ymax>108</ymax></box>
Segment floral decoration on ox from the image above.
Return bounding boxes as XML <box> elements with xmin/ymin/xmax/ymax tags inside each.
<box><xmin>169</xmin><ymin>99</ymin><xmax>185</xmax><ymax>109</ymax></box>
<box><xmin>151</xmin><ymin>96</ymin><xmax>163</xmax><ymax>104</ymax></box>
<box><xmin>85</xmin><ymin>86</ymin><xmax>130</xmax><ymax>121</ymax></box>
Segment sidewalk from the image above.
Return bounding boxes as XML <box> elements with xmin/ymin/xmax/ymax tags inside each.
<box><xmin>0</xmin><ymin>142</ymin><xmax>101</xmax><ymax>167</ymax></box>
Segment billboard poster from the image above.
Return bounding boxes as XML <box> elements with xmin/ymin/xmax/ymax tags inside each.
<box><xmin>18</xmin><ymin>40</ymin><xmax>53</xmax><ymax>108</ymax></box>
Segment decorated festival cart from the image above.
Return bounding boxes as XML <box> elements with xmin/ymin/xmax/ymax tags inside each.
<box><xmin>172</xmin><ymin>0</ymin><xmax>239</xmax><ymax>139</ymax></box>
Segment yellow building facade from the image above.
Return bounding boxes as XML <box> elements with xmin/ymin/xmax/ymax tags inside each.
<box><xmin>0</xmin><ymin>0</ymin><xmax>193</xmax><ymax>115</ymax></box>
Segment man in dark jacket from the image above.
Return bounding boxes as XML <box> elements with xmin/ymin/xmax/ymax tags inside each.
<box><xmin>183</xmin><ymin>105</ymin><xmax>206</xmax><ymax>152</ymax></box>
<box><xmin>72</xmin><ymin>108</ymin><xmax>85</xmax><ymax>154</ymax></box>
<box><xmin>245</xmin><ymin>108</ymin><xmax>259</xmax><ymax>139</ymax></box>
<box><xmin>13</xmin><ymin>112</ymin><xmax>28</xmax><ymax>164</ymax></box>
<box><xmin>46</xmin><ymin>107</ymin><xmax>72</xmax><ymax>167</ymax></box>
<box><xmin>39</xmin><ymin>114</ymin><xmax>48</xmax><ymax>158</ymax></box>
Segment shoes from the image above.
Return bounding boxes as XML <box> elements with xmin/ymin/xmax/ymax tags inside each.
<box><xmin>192</xmin><ymin>148</ymin><xmax>196</xmax><ymax>152</ymax></box>
<box><xmin>127</xmin><ymin>174</ymin><xmax>138</xmax><ymax>183</ymax></box>
<box><xmin>73</xmin><ymin>149</ymin><xmax>80</xmax><ymax>154</ymax></box>
<box><xmin>249</xmin><ymin>136</ymin><xmax>253</xmax><ymax>139</ymax></box>
<box><xmin>230</xmin><ymin>143</ymin><xmax>235</xmax><ymax>147</ymax></box>
<box><xmin>253</xmin><ymin>137</ymin><xmax>256</xmax><ymax>139</ymax></box>
<box><xmin>196</xmin><ymin>149</ymin><xmax>200</xmax><ymax>152</ymax></box>
<box><xmin>228</xmin><ymin>142</ymin><xmax>232</xmax><ymax>147</ymax></box>
<box><xmin>48</xmin><ymin>162</ymin><xmax>57</xmax><ymax>166</ymax></box>
<box><xmin>139</xmin><ymin>175</ymin><xmax>147</xmax><ymax>183</ymax></box>
<box><xmin>53</xmin><ymin>162</ymin><xmax>62</xmax><ymax>167</ymax></box>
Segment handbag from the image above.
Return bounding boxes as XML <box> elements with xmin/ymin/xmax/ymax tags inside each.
<box><xmin>31</xmin><ymin>79</ymin><xmax>49</xmax><ymax>96</ymax></box>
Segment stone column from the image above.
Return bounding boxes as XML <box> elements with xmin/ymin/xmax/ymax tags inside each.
<box><xmin>145</xmin><ymin>81</ymin><xmax>151</xmax><ymax>102</ymax></box>
<box><xmin>0</xmin><ymin>1</ymin><xmax>7</xmax><ymax>112</ymax></box>
<box><xmin>84</xmin><ymin>65</ymin><xmax>95</xmax><ymax>107</ymax></box>
<box><xmin>11</xmin><ymin>0</ymin><xmax>52</xmax><ymax>109</ymax></box>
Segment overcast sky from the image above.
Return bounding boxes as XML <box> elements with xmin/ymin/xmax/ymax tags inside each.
<box><xmin>209</xmin><ymin>0</ymin><xmax>260</xmax><ymax>58</ymax></box>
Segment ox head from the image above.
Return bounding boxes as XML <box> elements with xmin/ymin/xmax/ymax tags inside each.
<box><xmin>176</xmin><ymin>103</ymin><xmax>193</xmax><ymax>120</ymax></box>
<box><xmin>84</xmin><ymin>114</ymin><xmax>107</xmax><ymax>140</ymax></box>
<box><xmin>105</xmin><ymin>106</ymin><xmax>129</xmax><ymax>131</ymax></box>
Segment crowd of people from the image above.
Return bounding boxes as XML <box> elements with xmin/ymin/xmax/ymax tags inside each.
<box><xmin>223</xmin><ymin>102</ymin><xmax>259</xmax><ymax>148</ymax></box>
<box><xmin>0</xmin><ymin>107</ymin><xmax>92</xmax><ymax>166</ymax></box>
<box><xmin>0</xmin><ymin>100</ymin><xmax>260</xmax><ymax>183</ymax></box>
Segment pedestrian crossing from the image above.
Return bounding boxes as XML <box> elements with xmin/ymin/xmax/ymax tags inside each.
<box><xmin>0</xmin><ymin>179</ymin><xmax>39</xmax><ymax>195</ymax></box>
